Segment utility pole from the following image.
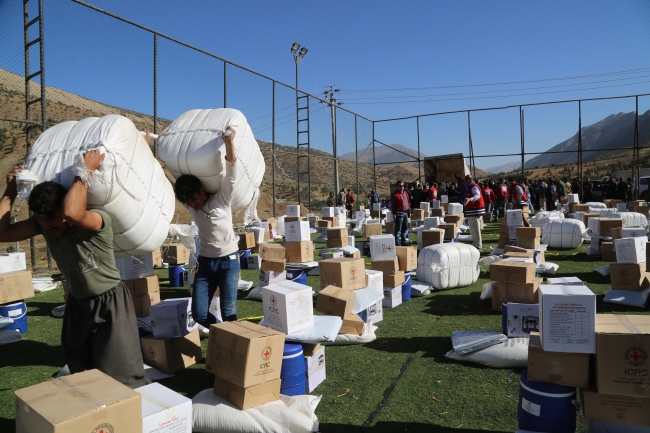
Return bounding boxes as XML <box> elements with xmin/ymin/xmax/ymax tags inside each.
<box><xmin>325</xmin><ymin>86</ymin><xmax>341</xmax><ymax>196</ymax></box>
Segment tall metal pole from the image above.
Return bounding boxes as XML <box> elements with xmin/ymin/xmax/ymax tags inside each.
<box><xmin>295</xmin><ymin>57</ymin><xmax>301</xmax><ymax>205</ymax></box>
<box><xmin>372</xmin><ymin>122</ymin><xmax>377</xmax><ymax>191</ymax></box>
<box><xmin>578</xmin><ymin>101</ymin><xmax>583</xmax><ymax>199</ymax></box>
<box><xmin>635</xmin><ymin>96</ymin><xmax>640</xmax><ymax>199</ymax></box>
<box><xmin>153</xmin><ymin>33</ymin><xmax>158</xmax><ymax>157</ymax></box>
<box><xmin>416</xmin><ymin>116</ymin><xmax>421</xmax><ymax>183</ymax></box>
<box><xmin>520</xmin><ymin>107</ymin><xmax>525</xmax><ymax>181</ymax></box>
<box><xmin>332</xmin><ymin>99</ymin><xmax>339</xmax><ymax>195</ymax></box>
<box><xmin>355</xmin><ymin>115</ymin><xmax>359</xmax><ymax>196</ymax></box>
<box><xmin>223</xmin><ymin>62</ymin><xmax>227</xmax><ymax>108</ymax></box>
<box><xmin>272</xmin><ymin>81</ymin><xmax>276</xmax><ymax>217</ymax></box>
<box><xmin>38</xmin><ymin>0</ymin><xmax>46</xmax><ymax>134</ymax></box>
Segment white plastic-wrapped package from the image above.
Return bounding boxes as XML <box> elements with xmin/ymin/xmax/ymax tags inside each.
<box><xmin>192</xmin><ymin>389</ymin><xmax>320</xmax><ymax>433</ymax></box>
<box><xmin>528</xmin><ymin>210</ymin><xmax>564</xmax><ymax>229</ymax></box>
<box><xmin>587</xmin><ymin>202</ymin><xmax>607</xmax><ymax>210</ymax></box>
<box><xmin>416</xmin><ymin>243</ymin><xmax>480</xmax><ymax>290</ymax></box>
<box><xmin>17</xmin><ymin>115</ymin><xmax>175</xmax><ymax>257</ymax></box>
<box><xmin>610</xmin><ymin>212</ymin><xmax>649</xmax><ymax>229</ymax></box>
<box><xmin>445</xmin><ymin>337</ymin><xmax>529</xmax><ymax>368</ymax></box>
<box><xmin>541</xmin><ymin>219</ymin><xmax>586</xmax><ymax>249</ymax></box>
<box><xmin>157</xmin><ymin>108</ymin><xmax>265</xmax><ymax>213</ymax></box>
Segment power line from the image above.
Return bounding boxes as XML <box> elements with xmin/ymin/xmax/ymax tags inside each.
<box><xmin>340</xmin><ymin>67</ymin><xmax>650</xmax><ymax>94</ymax></box>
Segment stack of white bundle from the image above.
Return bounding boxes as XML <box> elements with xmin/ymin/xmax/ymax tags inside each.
<box><xmin>17</xmin><ymin>115</ymin><xmax>175</xmax><ymax>257</ymax></box>
<box><xmin>528</xmin><ymin>211</ymin><xmax>564</xmax><ymax>229</ymax></box>
<box><xmin>611</xmin><ymin>212</ymin><xmax>649</xmax><ymax>229</ymax></box>
<box><xmin>541</xmin><ymin>219</ymin><xmax>586</xmax><ymax>249</ymax></box>
<box><xmin>416</xmin><ymin>243</ymin><xmax>480</xmax><ymax>290</ymax></box>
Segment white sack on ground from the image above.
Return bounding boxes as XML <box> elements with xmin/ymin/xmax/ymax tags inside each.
<box><xmin>604</xmin><ymin>288</ymin><xmax>650</xmax><ymax>308</ymax></box>
<box><xmin>192</xmin><ymin>389</ymin><xmax>320</xmax><ymax>433</ymax></box>
<box><xmin>158</xmin><ymin>108</ymin><xmax>265</xmax><ymax>217</ymax></box>
<box><xmin>611</xmin><ymin>212</ymin><xmax>649</xmax><ymax>229</ymax></box>
<box><xmin>416</xmin><ymin>243</ymin><xmax>480</xmax><ymax>290</ymax></box>
<box><xmin>596</xmin><ymin>265</ymin><xmax>610</xmax><ymax>276</ymax></box>
<box><xmin>261</xmin><ymin>316</ymin><xmax>341</xmax><ymax>344</ymax></box>
<box><xmin>538</xmin><ymin>262</ymin><xmax>559</xmax><ymax>275</ymax></box>
<box><xmin>17</xmin><ymin>115</ymin><xmax>175</xmax><ymax>257</ymax></box>
<box><xmin>445</xmin><ymin>337</ymin><xmax>529</xmax><ymax>368</ymax></box>
<box><xmin>480</xmin><ymin>281</ymin><xmax>495</xmax><ymax>300</ymax></box>
<box><xmin>541</xmin><ymin>219</ymin><xmax>586</xmax><ymax>248</ymax></box>
<box><xmin>324</xmin><ymin>324</ymin><xmax>378</xmax><ymax>346</ymax></box>
<box><xmin>0</xmin><ymin>329</ymin><xmax>23</xmax><ymax>346</ymax></box>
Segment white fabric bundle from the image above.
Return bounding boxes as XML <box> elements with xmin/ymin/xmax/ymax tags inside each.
<box><xmin>416</xmin><ymin>243</ymin><xmax>480</xmax><ymax>290</ymax></box>
<box><xmin>17</xmin><ymin>115</ymin><xmax>175</xmax><ymax>257</ymax></box>
<box><xmin>158</xmin><ymin>108</ymin><xmax>265</xmax><ymax>213</ymax></box>
<box><xmin>445</xmin><ymin>337</ymin><xmax>529</xmax><ymax>368</ymax></box>
<box><xmin>541</xmin><ymin>219</ymin><xmax>586</xmax><ymax>248</ymax></box>
<box><xmin>587</xmin><ymin>202</ymin><xmax>607</xmax><ymax>210</ymax></box>
<box><xmin>528</xmin><ymin>210</ymin><xmax>564</xmax><ymax>228</ymax></box>
<box><xmin>610</xmin><ymin>212</ymin><xmax>649</xmax><ymax>229</ymax></box>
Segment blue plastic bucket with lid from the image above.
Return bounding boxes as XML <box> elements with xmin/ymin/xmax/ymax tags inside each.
<box><xmin>402</xmin><ymin>274</ymin><xmax>412</xmax><ymax>302</ymax></box>
<box><xmin>0</xmin><ymin>301</ymin><xmax>27</xmax><ymax>334</ymax></box>
<box><xmin>518</xmin><ymin>369</ymin><xmax>576</xmax><ymax>433</ymax></box>
<box><xmin>168</xmin><ymin>265</ymin><xmax>186</xmax><ymax>287</ymax></box>
<box><xmin>239</xmin><ymin>249</ymin><xmax>251</xmax><ymax>269</ymax></box>
<box><xmin>286</xmin><ymin>268</ymin><xmax>307</xmax><ymax>285</ymax></box>
<box><xmin>280</xmin><ymin>344</ymin><xmax>306</xmax><ymax>396</ymax></box>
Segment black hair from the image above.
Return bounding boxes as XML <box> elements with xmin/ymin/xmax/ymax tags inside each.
<box><xmin>28</xmin><ymin>181</ymin><xmax>67</xmax><ymax>219</ymax></box>
<box><xmin>174</xmin><ymin>174</ymin><xmax>203</xmax><ymax>204</ymax></box>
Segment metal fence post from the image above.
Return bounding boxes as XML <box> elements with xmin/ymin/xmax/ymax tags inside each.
<box><xmin>223</xmin><ymin>62</ymin><xmax>227</xmax><ymax>108</ymax></box>
<box><xmin>520</xmin><ymin>107</ymin><xmax>525</xmax><ymax>181</ymax></box>
<box><xmin>372</xmin><ymin>122</ymin><xmax>377</xmax><ymax>190</ymax></box>
<box><xmin>416</xmin><ymin>116</ymin><xmax>421</xmax><ymax>183</ymax></box>
<box><xmin>272</xmin><ymin>81</ymin><xmax>276</xmax><ymax>217</ymax></box>
<box><xmin>578</xmin><ymin>101</ymin><xmax>583</xmax><ymax>198</ymax></box>
<box><xmin>153</xmin><ymin>33</ymin><xmax>158</xmax><ymax>157</ymax></box>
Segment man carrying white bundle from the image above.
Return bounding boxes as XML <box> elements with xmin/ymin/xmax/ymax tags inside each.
<box><xmin>173</xmin><ymin>126</ymin><xmax>240</xmax><ymax>327</ymax></box>
<box><xmin>463</xmin><ymin>174</ymin><xmax>485</xmax><ymax>250</ymax></box>
<box><xmin>0</xmin><ymin>152</ymin><xmax>148</xmax><ymax>388</ymax></box>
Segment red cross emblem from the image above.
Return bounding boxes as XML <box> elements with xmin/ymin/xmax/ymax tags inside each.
<box><xmin>625</xmin><ymin>347</ymin><xmax>647</xmax><ymax>366</ymax></box>
<box><xmin>149</xmin><ymin>347</ymin><xmax>156</xmax><ymax>358</ymax></box>
<box><xmin>270</xmin><ymin>296</ymin><xmax>277</xmax><ymax>305</ymax></box>
<box><xmin>632</xmin><ymin>233</ymin><xmax>637</xmax><ymax>237</ymax></box>
<box><xmin>261</xmin><ymin>346</ymin><xmax>272</xmax><ymax>360</ymax></box>
<box><xmin>620</xmin><ymin>270</ymin><xmax>628</xmax><ymax>278</ymax></box>
<box><xmin>386</xmin><ymin>246</ymin><xmax>393</xmax><ymax>252</ymax></box>
<box><xmin>630</xmin><ymin>351</ymin><xmax>643</xmax><ymax>362</ymax></box>
<box><xmin>617</xmin><ymin>413</ymin><xmax>625</xmax><ymax>421</ymax></box>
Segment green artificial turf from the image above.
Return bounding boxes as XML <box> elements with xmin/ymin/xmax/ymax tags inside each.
<box><xmin>0</xmin><ymin>221</ymin><xmax>645</xmax><ymax>432</ymax></box>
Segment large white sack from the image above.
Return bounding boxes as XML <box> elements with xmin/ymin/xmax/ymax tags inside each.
<box><xmin>541</xmin><ymin>219</ymin><xmax>586</xmax><ymax>249</ymax></box>
<box><xmin>445</xmin><ymin>337</ymin><xmax>529</xmax><ymax>368</ymax></box>
<box><xmin>416</xmin><ymin>243</ymin><xmax>480</xmax><ymax>290</ymax></box>
<box><xmin>18</xmin><ymin>115</ymin><xmax>175</xmax><ymax>257</ymax></box>
<box><xmin>611</xmin><ymin>212</ymin><xmax>649</xmax><ymax>228</ymax></box>
<box><xmin>157</xmin><ymin>108</ymin><xmax>265</xmax><ymax>213</ymax></box>
<box><xmin>192</xmin><ymin>389</ymin><xmax>320</xmax><ymax>433</ymax></box>
<box><xmin>529</xmin><ymin>210</ymin><xmax>563</xmax><ymax>228</ymax></box>
<box><xmin>587</xmin><ymin>202</ymin><xmax>607</xmax><ymax>210</ymax></box>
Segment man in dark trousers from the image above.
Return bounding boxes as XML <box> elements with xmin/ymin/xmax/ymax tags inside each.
<box><xmin>391</xmin><ymin>180</ymin><xmax>411</xmax><ymax>246</ymax></box>
<box><xmin>368</xmin><ymin>188</ymin><xmax>380</xmax><ymax>206</ymax></box>
<box><xmin>0</xmin><ymin>153</ymin><xmax>148</xmax><ymax>388</ymax></box>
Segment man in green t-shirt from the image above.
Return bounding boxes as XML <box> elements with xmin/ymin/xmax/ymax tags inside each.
<box><xmin>0</xmin><ymin>151</ymin><xmax>148</xmax><ymax>388</ymax></box>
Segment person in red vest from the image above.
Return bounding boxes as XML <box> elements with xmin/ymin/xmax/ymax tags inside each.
<box><xmin>495</xmin><ymin>178</ymin><xmax>510</xmax><ymax>219</ymax></box>
<box><xmin>481</xmin><ymin>182</ymin><xmax>496</xmax><ymax>220</ymax></box>
<box><xmin>508</xmin><ymin>177</ymin><xmax>528</xmax><ymax>207</ymax></box>
<box><xmin>345</xmin><ymin>188</ymin><xmax>355</xmax><ymax>218</ymax></box>
<box><xmin>391</xmin><ymin>180</ymin><xmax>411</xmax><ymax>246</ymax></box>
<box><xmin>428</xmin><ymin>182</ymin><xmax>438</xmax><ymax>205</ymax></box>
<box><xmin>463</xmin><ymin>174</ymin><xmax>485</xmax><ymax>250</ymax></box>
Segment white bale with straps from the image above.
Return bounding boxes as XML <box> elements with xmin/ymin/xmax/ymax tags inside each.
<box><xmin>416</xmin><ymin>243</ymin><xmax>480</xmax><ymax>290</ymax></box>
<box><xmin>17</xmin><ymin>115</ymin><xmax>175</xmax><ymax>257</ymax></box>
<box><xmin>157</xmin><ymin>108</ymin><xmax>265</xmax><ymax>215</ymax></box>
<box><xmin>541</xmin><ymin>219</ymin><xmax>586</xmax><ymax>249</ymax></box>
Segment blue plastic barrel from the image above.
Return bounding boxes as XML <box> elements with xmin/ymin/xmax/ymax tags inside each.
<box><xmin>358</xmin><ymin>309</ymin><xmax>368</xmax><ymax>322</ymax></box>
<box><xmin>286</xmin><ymin>268</ymin><xmax>307</xmax><ymax>285</ymax></box>
<box><xmin>239</xmin><ymin>249</ymin><xmax>251</xmax><ymax>269</ymax></box>
<box><xmin>518</xmin><ymin>369</ymin><xmax>576</xmax><ymax>433</ymax></box>
<box><xmin>168</xmin><ymin>265</ymin><xmax>186</xmax><ymax>287</ymax></box>
<box><xmin>0</xmin><ymin>301</ymin><xmax>28</xmax><ymax>334</ymax></box>
<box><xmin>402</xmin><ymin>274</ymin><xmax>412</xmax><ymax>302</ymax></box>
<box><xmin>280</xmin><ymin>343</ymin><xmax>305</xmax><ymax>396</ymax></box>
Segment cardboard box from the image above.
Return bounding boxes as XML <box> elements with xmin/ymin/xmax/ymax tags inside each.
<box><xmin>582</xmin><ymin>212</ymin><xmax>600</xmax><ymax>226</ymax></box>
<box><xmin>260</xmin><ymin>243</ymin><xmax>286</xmax><ymax>261</ymax></box>
<box><xmin>576</xmin><ymin>203</ymin><xmax>590</xmax><ymax>212</ymax></box>
<box><xmin>595</xmin><ymin>314</ymin><xmax>650</xmax><ymax>397</ymax></box>
<box><xmin>0</xmin><ymin>270</ymin><xmax>34</xmax><ymax>304</ymax></box>
<box><xmin>133</xmin><ymin>291</ymin><xmax>160</xmax><ymax>318</ymax></box>
<box><xmin>498</xmin><ymin>233</ymin><xmax>509</xmax><ymax>248</ymax></box>
<box><xmin>506</xmin><ymin>209</ymin><xmax>524</xmax><ymax>226</ymax></box>
<box><xmin>610</xmin><ymin>199</ymin><xmax>624</xmax><ymax>209</ymax></box>
<box><xmin>502</xmin><ymin>277</ymin><xmax>542</xmax><ymax>304</ymax></box>
<box><xmin>599</xmin><ymin>218</ymin><xmax>623</xmax><ymax>237</ymax></box>
<box><xmin>609</xmin><ymin>263</ymin><xmax>650</xmax><ymax>291</ymax></box>
<box><xmin>318</xmin><ymin>220</ymin><xmax>333</xmax><ymax>228</ymax></box>
<box><xmin>582</xmin><ymin>388</ymin><xmax>650</xmax><ymax>426</ymax></box>
<box><xmin>371</xmin><ymin>258</ymin><xmax>399</xmax><ymax>275</ymax></box>
<box><xmin>319</xmin><ymin>257</ymin><xmax>366</xmax><ymax>290</ymax></box>
<box><xmin>316</xmin><ymin>285</ymin><xmax>356</xmax><ymax>318</ymax></box>
<box><xmin>284</xmin><ymin>221</ymin><xmax>311</xmax><ymax>243</ymax></box>
<box><xmin>490</xmin><ymin>261</ymin><xmax>536</xmax><ymax>284</ymax></box>
<box><xmin>621</xmin><ymin>227</ymin><xmax>647</xmax><ymax>238</ymax></box>
<box><xmin>152</xmin><ymin>248</ymin><xmax>163</xmax><ymax>268</ymax></box>
<box><xmin>527</xmin><ymin>332</ymin><xmax>590</xmax><ymax>388</ymax></box>
<box><xmin>369</xmin><ymin>234</ymin><xmax>397</xmax><ymax>260</ymax></box>
<box><xmin>283</xmin><ymin>241</ymin><xmax>314</xmax><ymax>263</ymax></box>
<box><xmin>328</xmin><ymin>227</ymin><xmax>348</xmax><ymax>240</ymax></box>
<box><xmin>516</xmin><ymin>227</ymin><xmax>540</xmax><ymax>238</ymax></box>
<box><xmin>517</xmin><ymin>236</ymin><xmax>541</xmax><ymax>249</ymax></box>
<box><xmin>262</xmin><ymin>281</ymin><xmax>314</xmax><ymax>335</ymax></box>
<box><xmin>213</xmin><ymin>376</ymin><xmax>281</xmax><ymax>410</ymax></box>
<box><xmin>0</xmin><ymin>252</ymin><xmax>26</xmax><ymax>273</ymax></box>
<box><xmin>438</xmin><ymin>223</ymin><xmax>457</xmax><ymax>239</ymax></box>
<box><xmin>238</xmin><ymin>232</ymin><xmax>256</xmax><ymax>250</ymax></box>
<box><xmin>503</xmin><ymin>302</ymin><xmax>539</xmax><ymax>337</ymax></box>
<box><xmin>326</xmin><ymin>238</ymin><xmax>349</xmax><ymax>248</ymax></box>
<box><xmin>615</xmin><ymin>237</ymin><xmax>647</xmax><ymax>264</ymax></box>
<box><xmin>208</xmin><ymin>321</ymin><xmax>285</xmax><ymax>386</ymax></box>
<box><xmin>286</xmin><ymin>205</ymin><xmax>301</xmax><ymax>217</ymax></box>
<box><xmin>568</xmin><ymin>203</ymin><xmax>579</xmax><ymax>213</ymax></box>
<box><xmin>284</xmin><ymin>216</ymin><xmax>301</xmax><ymax>223</ymax></box>
<box><xmin>364</xmin><ymin>299</ymin><xmax>383</xmax><ymax>323</ymax></box>
<box><xmin>503</xmin><ymin>251</ymin><xmax>534</xmax><ymax>259</ymax></box>
<box><xmin>136</xmin><ymin>382</ymin><xmax>192</xmax><ymax>433</ymax></box>
<box><xmin>589</xmin><ymin>217</ymin><xmax>601</xmax><ymax>234</ymax></box>
<box><xmin>422</xmin><ymin>229</ymin><xmax>444</xmax><ymax>247</ymax></box>
<box><xmin>395</xmin><ymin>246</ymin><xmax>417</xmax><ymax>271</ymax></box>
<box><xmin>385</xmin><ymin>221</ymin><xmax>396</xmax><ymax>234</ymax></box>
<box><xmin>257</xmin><ymin>270</ymin><xmax>286</xmax><ymax>288</ymax></box>
<box><xmin>633</xmin><ymin>206</ymin><xmax>650</xmax><ymax>216</ymax></box>
<box><xmin>339</xmin><ymin>314</ymin><xmax>365</xmax><ymax>335</ymax></box>
<box><xmin>504</xmin><ymin>245</ymin><xmax>527</xmax><ymax>254</ymax></box>
<box><xmin>322</xmin><ymin>251</ymin><xmax>344</xmax><ymax>260</ymax></box>
<box><xmin>547</xmin><ymin>277</ymin><xmax>584</xmax><ymax>285</ymax></box>
<box><xmin>445</xmin><ymin>214</ymin><xmax>463</xmax><ymax>227</ymax></box>
<box><xmin>383</xmin><ymin>270</ymin><xmax>405</xmax><ymax>288</ymax></box>
<box><xmin>141</xmin><ymin>329</ymin><xmax>202</xmax><ymax>374</ymax></box>
<box><xmin>116</xmin><ymin>253</ymin><xmax>154</xmax><ymax>280</ymax></box>
<box><xmin>601</xmin><ymin>242</ymin><xmax>616</xmax><ymax>261</ymax></box>
<box><xmin>264</xmin><ymin>218</ymin><xmax>277</xmax><ymax>230</ymax></box>
<box><xmin>363</xmin><ymin>223</ymin><xmax>383</xmax><ymax>238</ymax></box>
<box><xmin>125</xmin><ymin>275</ymin><xmax>160</xmax><ymax>298</ymax></box>
<box><xmin>423</xmin><ymin>217</ymin><xmax>442</xmax><ymax>229</ymax></box>
<box><xmin>322</xmin><ymin>207</ymin><xmax>335</xmax><ymax>217</ymax></box>
<box><xmin>430</xmin><ymin>208</ymin><xmax>444</xmax><ymax>217</ymax></box>
<box><xmin>247</xmin><ymin>254</ymin><xmax>261</xmax><ymax>269</ymax></box>
<box><xmin>508</xmin><ymin>225</ymin><xmax>518</xmax><ymax>240</ymax></box>
<box><xmin>412</xmin><ymin>209</ymin><xmax>425</xmax><ymax>220</ymax></box>
<box><xmin>492</xmin><ymin>283</ymin><xmax>504</xmax><ymax>312</ymax></box>
<box><xmin>383</xmin><ymin>285</ymin><xmax>402</xmax><ymax>308</ymax></box>
<box><xmin>14</xmin><ymin>369</ymin><xmax>142</xmax><ymax>433</ymax></box>
<box><xmin>162</xmin><ymin>245</ymin><xmax>190</xmax><ymax>265</ymax></box>
<box><xmin>304</xmin><ymin>345</ymin><xmax>326</xmax><ymax>392</ymax></box>
<box><xmin>250</xmin><ymin>242</ymin><xmax>263</xmax><ymax>254</ymax></box>
<box><xmin>447</xmin><ymin>203</ymin><xmax>463</xmax><ymax>215</ymax></box>
<box><xmin>538</xmin><ymin>285</ymin><xmax>596</xmax><ymax>354</ymax></box>
<box><xmin>365</xmin><ymin>270</ymin><xmax>383</xmax><ymax>292</ymax></box>
<box><xmin>567</xmin><ymin>193</ymin><xmax>579</xmax><ymax>204</ymax></box>
<box><xmin>261</xmin><ymin>259</ymin><xmax>286</xmax><ymax>272</ymax></box>
<box><xmin>149</xmin><ymin>298</ymin><xmax>198</xmax><ymax>339</ymax></box>
<box><xmin>370</xmin><ymin>210</ymin><xmax>381</xmax><ymax>219</ymax></box>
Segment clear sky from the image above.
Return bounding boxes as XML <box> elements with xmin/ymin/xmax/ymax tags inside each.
<box><xmin>1</xmin><ymin>0</ymin><xmax>649</xmax><ymax>171</ymax></box>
